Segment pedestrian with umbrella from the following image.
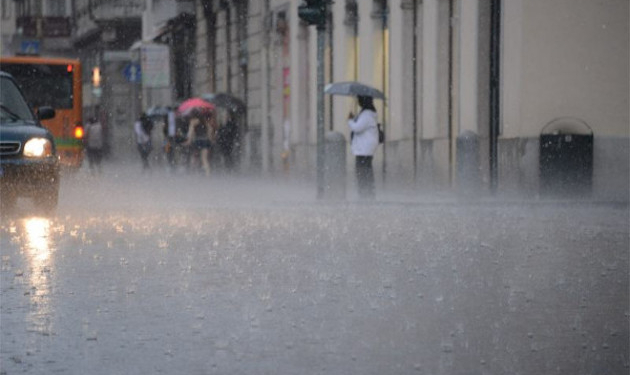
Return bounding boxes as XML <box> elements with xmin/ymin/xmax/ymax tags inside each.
<box><xmin>202</xmin><ymin>93</ymin><xmax>247</xmax><ymax>171</ymax></box>
<box><xmin>179</xmin><ymin>107</ymin><xmax>217</xmax><ymax>177</ymax></box>
<box><xmin>134</xmin><ymin>113</ymin><xmax>153</xmax><ymax>172</ymax></box>
<box><xmin>326</xmin><ymin>82</ymin><xmax>384</xmax><ymax>199</ymax></box>
<box><xmin>348</xmin><ymin>95</ymin><xmax>379</xmax><ymax>199</ymax></box>
<box><xmin>176</xmin><ymin>98</ymin><xmax>217</xmax><ymax>176</ymax></box>
<box><xmin>177</xmin><ymin>97</ymin><xmax>215</xmax><ymax>118</ymax></box>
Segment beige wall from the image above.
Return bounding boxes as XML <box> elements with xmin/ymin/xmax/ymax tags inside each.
<box><xmin>197</xmin><ymin>0</ymin><xmax>628</xmax><ymax>197</ymax></box>
<box><xmin>0</xmin><ymin>0</ymin><xmax>16</xmax><ymax>55</ymax></box>
<box><xmin>503</xmin><ymin>0</ymin><xmax>629</xmax><ymax>138</ymax></box>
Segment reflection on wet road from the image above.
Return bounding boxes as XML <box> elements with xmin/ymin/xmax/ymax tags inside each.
<box><xmin>23</xmin><ymin>217</ymin><xmax>54</xmax><ymax>338</ymax></box>
<box><xmin>1</xmin><ymin>165</ymin><xmax>628</xmax><ymax>374</ymax></box>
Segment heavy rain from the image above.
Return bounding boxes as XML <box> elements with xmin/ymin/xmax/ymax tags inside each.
<box><xmin>1</xmin><ymin>164</ymin><xmax>627</xmax><ymax>374</ymax></box>
<box><xmin>1</xmin><ymin>1</ymin><xmax>629</xmax><ymax>375</ymax></box>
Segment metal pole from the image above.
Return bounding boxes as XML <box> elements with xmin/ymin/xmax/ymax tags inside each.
<box><xmin>412</xmin><ymin>0</ymin><xmax>418</xmax><ymax>183</ymax></box>
<box><xmin>316</xmin><ymin>21</ymin><xmax>326</xmax><ymax>199</ymax></box>
<box><xmin>448</xmin><ymin>0</ymin><xmax>454</xmax><ymax>187</ymax></box>
<box><xmin>262</xmin><ymin>0</ymin><xmax>271</xmax><ymax>173</ymax></box>
<box><xmin>489</xmin><ymin>0</ymin><xmax>501</xmax><ymax>194</ymax></box>
<box><xmin>381</xmin><ymin>4</ymin><xmax>388</xmax><ymax>185</ymax></box>
<box><xmin>328</xmin><ymin>10</ymin><xmax>334</xmax><ymax>132</ymax></box>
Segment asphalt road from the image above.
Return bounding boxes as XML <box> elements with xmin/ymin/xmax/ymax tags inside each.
<box><xmin>1</xmin><ymin>163</ymin><xmax>628</xmax><ymax>374</ymax></box>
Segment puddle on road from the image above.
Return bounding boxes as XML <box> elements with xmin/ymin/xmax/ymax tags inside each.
<box><xmin>13</xmin><ymin>217</ymin><xmax>56</xmax><ymax>338</ymax></box>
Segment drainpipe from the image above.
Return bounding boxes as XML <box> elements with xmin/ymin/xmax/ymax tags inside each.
<box><xmin>353</xmin><ymin>5</ymin><xmax>358</xmax><ymax>82</ymax></box>
<box><xmin>262</xmin><ymin>0</ymin><xmax>271</xmax><ymax>173</ymax></box>
<box><xmin>316</xmin><ymin>12</ymin><xmax>327</xmax><ymax>198</ymax></box>
<box><xmin>381</xmin><ymin>2</ymin><xmax>388</xmax><ymax>184</ymax></box>
<box><xmin>221</xmin><ymin>1</ymin><xmax>232</xmax><ymax>93</ymax></box>
<box><xmin>448</xmin><ymin>0</ymin><xmax>454</xmax><ymax>186</ymax></box>
<box><xmin>328</xmin><ymin>8</ymin><xmax>334</xmax><ymax>131</ymax></box>
<box><xmin>412</xmin><ymin>0</ymin><xmax>418</xmax><ymax>183</ymax></box>
<box><xmin>489</xmin><ymin>0</ymin><xmax>501</xmax><ymax>194</ymax></box>
<box><xmin>202</xmin><ymin>0</ymin><xmax>216</xmax><ymax>91</ymax></box>
<box><xmin>237</xmin><ymin>1</ymin><xmax>248</xmax><ymax>105</ymax></box>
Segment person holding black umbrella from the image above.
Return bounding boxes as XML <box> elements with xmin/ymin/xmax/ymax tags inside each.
<box><xmin>348</xmin><ymin>95</ymin><xmax>379</xmax><ymax>199</ymax></box>
<box><xmin>134</xmin><ymin>113</ymin><xmax>153</xmax><ymax>171</ymax></box>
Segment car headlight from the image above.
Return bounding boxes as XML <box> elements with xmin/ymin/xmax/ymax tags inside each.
<box><xmin>23</xmin><ymin>138</ymin><xmax>53</xmax><ymax>158</ymax></box>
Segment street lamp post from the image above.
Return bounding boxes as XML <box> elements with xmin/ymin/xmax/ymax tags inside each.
<box><xmin>298</xmin><ymin>0</ymin><xmax>328</xmax><ymax>198</ymax></box>
<box><xmin>489</xmin><ymin>0</ymin><xmax>501</xmax><ymax>194</ymax></box>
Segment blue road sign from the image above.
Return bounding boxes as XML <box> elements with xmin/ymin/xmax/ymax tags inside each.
<box><xmin>123</xmin><ymin>63</ymin><xmax>141</xmax><ymax>83</ymax></box>
<box><xmin>20</xmin><ymin>40</ymin><xmax>40</xmax><ymax>55</ymax></box>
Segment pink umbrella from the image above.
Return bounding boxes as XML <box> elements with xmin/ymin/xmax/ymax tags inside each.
<box><xmin>177</xmin><ymin>97</ymin><xmax>215</xmax><ymax>117</ymax></box>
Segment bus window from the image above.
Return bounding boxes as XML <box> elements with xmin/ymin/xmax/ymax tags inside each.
<box><xmin>0</xmin><ymin>63</ymin><xmax>73</xmax><ymax>109</ymax></box>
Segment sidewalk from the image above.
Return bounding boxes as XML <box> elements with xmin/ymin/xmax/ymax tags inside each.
<box><xmin>66</xmin><ymin>160</ymin><xmax>629</xmax><ymax>211</ymax></box>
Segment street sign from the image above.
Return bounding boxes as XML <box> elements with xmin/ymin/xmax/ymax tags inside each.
<box><xmin>123</xmin><ymin>63</ymin><xmax>142</xmax><ymax>83</ymax></box>
<box><xmin>20</xmin><ymin>40</ymin><xmax>40</xmax><ymax>55</ymax></box>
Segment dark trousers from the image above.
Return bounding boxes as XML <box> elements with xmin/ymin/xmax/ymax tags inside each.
<box><xmin>86</xmin><ymin>148</ymin><xmax>103</xmax><ymax>172</ymax></box>
<box><xmin>355</xmin><ymin>155</ymin><xmax>375</xmax><ymax>199</ymax></box>
<box><xmin>138</xmin><ymin>143</ymin><xmax>152</xmax><ymax>170</ymax></box>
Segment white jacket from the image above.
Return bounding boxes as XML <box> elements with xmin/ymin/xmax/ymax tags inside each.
<box><xmin>134</xmin><ymin>121</ymin><xmax>150</xmax><ymax>145</ymax></box>
<box><xmin>348</xmin><ymin>109</ymin><xmax>379</xmax><ymax>156</ymax></box>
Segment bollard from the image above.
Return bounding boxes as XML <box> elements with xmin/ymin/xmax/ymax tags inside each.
<box><xmin>456</xmin><ymin>130</ymin><xmax>482</xmax><ymax>195</ymax></box>
<box><xmin>323</xmin><ymin>131</ymin><xmax>346</xmax><ymax>200</ymax></box>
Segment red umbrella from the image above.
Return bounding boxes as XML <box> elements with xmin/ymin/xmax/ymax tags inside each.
<box><xmin>177</xmin><ymin>97</ymin><xmax>215</xmax><ymax>117</ymax></box>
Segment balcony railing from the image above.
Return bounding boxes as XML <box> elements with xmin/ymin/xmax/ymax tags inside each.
<box><xmin>16</xmin><ymin>16</ymin><xmax>71</xmax><ymax>38</ymax></box>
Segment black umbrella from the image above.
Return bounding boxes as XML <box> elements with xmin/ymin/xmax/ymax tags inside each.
<box><xmin>324</xmin><ymin>81</ymin><xmax>385</xmax><ymax>100</ymax></box>
<box><xmin>201</xmin><ymin>93</ymin><xmax>246</xmax><ymax>114</ymax></box>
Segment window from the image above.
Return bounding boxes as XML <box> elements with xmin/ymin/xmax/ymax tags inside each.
<box><xmin>33</xmin><ymin>0</ymin><xmax>43</xmax><ymax>17</ymax></box>
<box><xmin>1</xmin><ymin>63</ymin><xmax>74</xmax><ymax>109</ymax></box>
<box><xmin>1</xmin><ymin>0</ymin><xmax>12</xmax><ymax>20</ymax></box>
<box><xmin>344</xmin><ymin>0</ymin><xmax>358</xmax><ymax>28</ymax></box>
<box><xmin>48</xmin><ymin>0</ymin><xmax>66</xmax><ymax>17</ymax></box>
<box><xmin>18</xmin><ymin>0</ymin><xmax>44</xmax><ymax>17</ymax></box>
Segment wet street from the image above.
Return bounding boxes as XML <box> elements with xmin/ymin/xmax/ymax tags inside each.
<box><xmin>1</xmin><ymin>163</ymin><xmax>628</xmax><ymax>375</ymax></box>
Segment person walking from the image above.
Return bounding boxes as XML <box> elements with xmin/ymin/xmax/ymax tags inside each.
<box><xmin>84</xmin><ymin>116</ymin><xmax>104</xmax><ymax>174</ymax></box>
<box><xmin>163</xmin><ymin>107</ymin><xmax>177</xmax><ymax>172</ymax></box>
<box><xmin>348</xmin><ymin>95</ymin><xmax>379</xmax><ymax>199</ymax></box>
<box><xmin>184</xmin><ymin>109</ymin><xmax>217</xmax><ymax>177</ymax></box>
<box><xmin>217</xmin><ymin>109</ymin><xmax>238</xmax><ymax>171</ymax></box>
<box><xmin>134</xmin><ymin>113</ymin><xmax>153</xmax><ymax>171</ymax></box>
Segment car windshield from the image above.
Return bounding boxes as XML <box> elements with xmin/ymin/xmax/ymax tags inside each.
<box><xmin>0</xmin><ymin>75</ymin><xmax>35</xmax><ymax>123</ymax></box>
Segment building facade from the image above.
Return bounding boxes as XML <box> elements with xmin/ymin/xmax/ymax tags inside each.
<box><xmin>1</xmin><ymin>0</ymin><xmax>627</xmax><ymax>199</ymax></box>
<box><xmin>188</xmin><ymin>0</ymin><xmax>628</xmax><ymax>199</ymax></box>
<box><xmin>71</xmin><ymin>0</ymin><xmax>143</xmax><ymax>158</ymax></box>
<box><xmin>1</xmin><ymin>0</ymin><xmax>74</xmax><ymax>57</ymax></box>
<box><xmin>0</xmin><ymin>0</ymin><xmax>17</xmax><ymax>55</ymax></box>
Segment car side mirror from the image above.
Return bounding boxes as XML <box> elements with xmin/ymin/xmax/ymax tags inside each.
<box><xmin>37</xmin><ymin>106</ymin><xmax>56</xmax><ymax>120</ymax></box>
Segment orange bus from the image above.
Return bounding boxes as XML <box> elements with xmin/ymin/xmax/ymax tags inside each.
<box><xmin>0</xmin><ymin>56</ymin><xmax>84</xmax><ymax>169</ymax></box>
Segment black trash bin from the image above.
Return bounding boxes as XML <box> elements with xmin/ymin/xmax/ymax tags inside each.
<box><xmin>539</xmin><ymin>117</ymin><xmax>593</xmax><ymax>196</ymax></box>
